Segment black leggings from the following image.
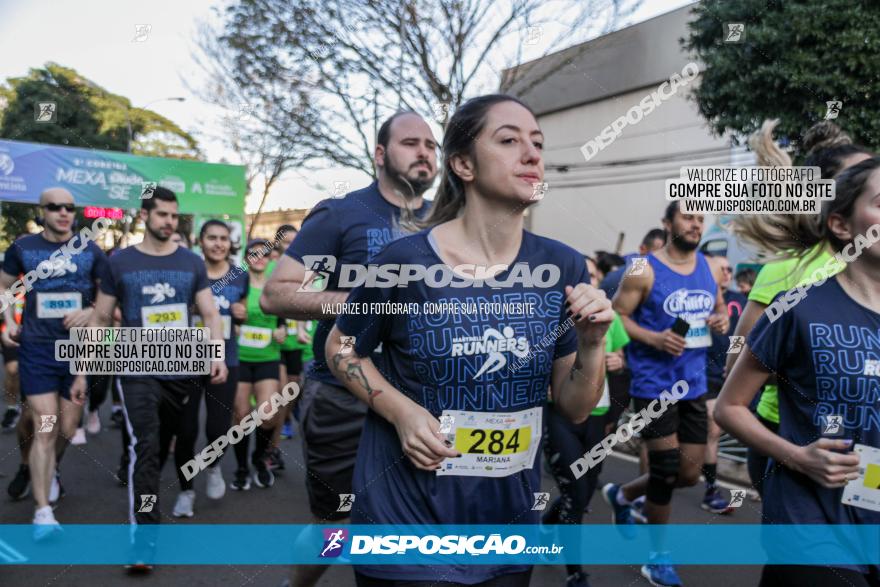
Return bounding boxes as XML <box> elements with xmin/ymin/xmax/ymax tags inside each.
<box><xmin>172</xmin><ymin>367</ymin><xmax>240</xmax><ymax>490</ymax></box>
<box><xmin>542</xmin><ymin>405</ymin><xmax>607</xmax><ymax>577</ymax></box>
<box><xmin>87</xmin><ymin>375</ymin><xmax>112</xmax><ymax>413</ymax></box>
<box><xmin>760</xmin><ymin>565</ymin><xmax>880</xmax><ymax>587</ymax></box>
<box><xmin>747</xmin><ymin>414</ymin><xmax>780</xmax><ymax>497</ymax></box>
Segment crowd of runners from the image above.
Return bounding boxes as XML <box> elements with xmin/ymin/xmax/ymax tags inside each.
<box><xmin>1</xmin><ymin>95</ymin><xmax>878</xmax><ymax>587</ymax></box>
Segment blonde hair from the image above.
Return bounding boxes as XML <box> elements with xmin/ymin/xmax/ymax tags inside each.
<box><xmin>730</xmin><ymin>120</ymin><xmax>823</xmax><ymax>262</ymax></box>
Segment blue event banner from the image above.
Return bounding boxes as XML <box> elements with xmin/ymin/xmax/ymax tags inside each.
<box><xmin>0</xmin><ymin>525</ymin><xmax>878</xmax><ymax>565</ymax></box>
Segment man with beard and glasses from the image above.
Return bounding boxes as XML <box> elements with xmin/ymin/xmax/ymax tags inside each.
<box><xmin>261</xmin><ymin>111</ymin><xmax>437</xmax><ymax>587</ymax></box>
<box><xmin>69</xmin><ymin>187</ymin><xmax>227</xmax><ymax>572</ymax></box>
<box><xmin>602</xmin><ymin>201</ymin><xmax>728</xmax><ymax>587</ymax></box>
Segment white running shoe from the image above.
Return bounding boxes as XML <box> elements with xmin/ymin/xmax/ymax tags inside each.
<box><xmin>173</xmin><ymin>490</ymin><xmax>195</xmax><ymax>518</ymax></box>
<box><xmin>205</xmin><ymin>467</ymin><xmax>226</xmax><ymax>500</ymax></box>
<box><xmin>71</xmin><ymin>427</ymin><xmax>87</xmax><ymax>446</ymax></box>
<box><xmin>33</xmin><ymin>505</ymin><xmax>61</xmax><ymax>541</ymax></box>
<box><xmin>86</xmin><ymin>411</ymin><xmax>101</xmax><ymax>435</ymax></box>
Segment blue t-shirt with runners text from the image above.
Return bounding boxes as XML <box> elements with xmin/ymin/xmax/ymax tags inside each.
<box><xmin>336</xmin><ymin>229</ymin><xmax>588</xmax><ymax>584</ymax></box>
<box><xmin>748</xmin><ymin>277</ymin><xmax>880</xmax><ymax>575</ymax></box>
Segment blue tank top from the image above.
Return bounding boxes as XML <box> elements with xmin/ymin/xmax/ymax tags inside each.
<box><xmin>627</xmin><ymin>252</ymin><xmax>716</xmax><ymax>400</ymax></box>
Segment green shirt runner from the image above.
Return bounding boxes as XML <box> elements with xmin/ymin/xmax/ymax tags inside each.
<box><xmin>281</xmin><ymin>319</ymin><xmax>318</xmax><ymax>362</ymax></box>
<box><xmin>238</xmin><ymin>263</ymin><xmax>281</xmax><ymax>363</ymax></box>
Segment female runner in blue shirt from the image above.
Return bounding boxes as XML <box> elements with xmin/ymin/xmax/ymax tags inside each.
<box><xmin>327</xmin><ymin>94</ymin><xmax>613</xmax><ymax>586</ymax></box>
<box><xmin>716</xmin><ymin>157</ymin><xmax>880</xmax><ymax>587</ymax></box>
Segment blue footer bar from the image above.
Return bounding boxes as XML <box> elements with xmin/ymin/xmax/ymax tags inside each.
<box><xmin>0</xmin><ymin>524</ymin><xmax>878</xmax><ymax>565</ymax></box>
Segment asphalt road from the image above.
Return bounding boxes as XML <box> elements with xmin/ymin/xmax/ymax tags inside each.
<box><xmin>0</xmin><ymin>395</ymin><xmax>763</xmax><ymax>587</ymax></box>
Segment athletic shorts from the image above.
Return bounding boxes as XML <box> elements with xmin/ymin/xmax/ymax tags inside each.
<box><xmin>281</xmin><ymin>349</ymin><xmax>303</xmax><ymax>376</ymax></box>
<box><xmin>632</xmin><ymin>395</ymin><xmax>707</xmax><ymax>444</ymax></box>
<box><xmin>2</xmin><ymin>341</ymin><xmax>18</xmax><ymax>364</ymax></box>
<box><xmin>705</xmin><ymin>379</ymin><xmax>724</xmax><ymax>400</ymax></box>
<box><xmin>19</xmin><ymin>341</ymin><xmax>74</xmax><ymax>399</ymax></box>
<box><xmin>239</xmin><ymin>360</ymin><xmax>280</xmax><ymax>385</ymax></box>
<box><xmin>300</xmin><ymin>377</ymin><xmax>367</xmax><ymax>520</ymax></box>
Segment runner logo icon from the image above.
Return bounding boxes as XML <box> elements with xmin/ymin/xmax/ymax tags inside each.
<box><xmin>141</xmin><ymin>181</ymin><xmax>157</xmax><ymax>199</ymax></box>
<box><xmin>821</xmin><ymin>414</ymin><xmax>844</xmax><ymax>436</ymax></box>
<box><xmin>331</xmin><ymin>181</ymin><xmax>350</xmax><ymax>198</ymax></box>
<box><xmin>728</xmin><ymin>489</ymin><xmax>746</xmax><ymax>508</ymax></box>
<box><xmin>339</xmin><ymin>336</ymin><xmax>356</xmax><ymax>355</ymax></box>
<box><xmin>451</xmin><ymin>327</ymin><xmax>530</xmax><ymax>379</ymax></box>
<box><xmin>532</xmin><ymin>492</ymin><xmax>550</xmax><ymax>510</ymax></box>
<box><xmin>627</xmin><ymin>257</ymin><xmax>648</xmax><ymax>276</ymax></box>
<box><xmin>727</xmin><ymin>335</ymin><xmax>745</xmax><ymax>354</ymax></box>
<box><xmin>320</xmin><ymin>528</ymin><xmax>348</xmax><ymax>558</ymax></box>
<box><xmin>725</xmin><ymin>23</ymin><xmax>744</xmax><ymax>42</ymax></box>
<box><xmin>336</xmin><ymin>493</ymin><xmax>355</xmax><ymax>512</ymax></box>
<box><xmin>825</xmin><ymin>101</ymin><xmax>842</xmax><ymax>120</ymax></box>
<box><xmin>38</xmin><ymin>415</ymin><xmax>56</xmax><ymax>433</ymax></box>
<box><xmin>438</xmin><ymin>414</ymin><xmax>455</xmax><ymax>434</ymax></box>
<box><xmin>35</xmin><ymin>102</ymin><xmax>57</xmax><ymax>123</ymax></box>
<box><xmin>299</xmin><ymin>255</ymin><xmax>336</xmax><ymax>292</ymax></box>
<box><xmin>214</xmin><ymin>295</ymin><xmax>231</xmax><ymax>310</ymax></box>
<box><xmin>531</xmin><ymin>182</ymin><xmax>548</xmax><ymax>201</ymax></box>
<box><xmin>138</xmin><ymin>494</ymin><xmax>157</xmax><ymax>513</ymax></box>
<box><xmin>143</xmin><ymin>283</ymin><xmax>175</xmax><ymax>304</ymax></box>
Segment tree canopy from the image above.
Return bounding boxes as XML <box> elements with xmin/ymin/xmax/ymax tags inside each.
<box><xmin>0</xmin><ymin>63</ymin><xmax>199</xmax><ymax>159</ymax></box>
<box><xmin>684</xmin><ymin>0</ymin><xmax>880</xmax><ymax>153</ymax></box>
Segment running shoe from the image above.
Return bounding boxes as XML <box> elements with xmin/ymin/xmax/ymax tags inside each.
<box><xmin>601</xmin><ymin>483</ymin><xmax>637</xmax><ymax>538</ymax></box>
<box><xmin>86</xmin><ymin>411</ymin><xmax>101</xmax><ymax>434</ymax></box>
<box><xmin>566</xmin><ymin>570</ymin><xmax>591</xmax><ymax>587</ymax></box>
<box><xmin>701</xmin><ymin>486</ymin><xmax>733</xmax><ymax>515</ymax></box>
<box><xmin>1</xmin><ymin>406</ymin><xmax>20</xmax><ymax>431</ymax></box>
<box><xmin>173</xmin><ymin>490</ymin><xmax>195</xmax><ymax>517</ymax></box>
<box><xmin>33</xmin><ymin>505</ymin><xmax>62</xmax><ymax>541</ymax></box>
<box><xmin>641</xmin><ymin>552</ymin><xmax>682</xmax><ymax>586</ymax></box>
<box><xmin>631</xmin><ymin>495</ymin><xmax>648</xmax><ymax>524</ymax></box>
<box><xmin>49</xmin><ymin>471</ymin><xmax>64</xmax><ymax>504</ymax></box>
<box><xmin>230</xmin><ymin>468</ymin><xmax>251</xmax><ymax>491</ymax></box>
<box><xmin>71</xmin><ymin>427</ymin><xmax>87</xmax><ymax>446</ymax></box>
<box><xmin>281</xmin><ymin>421</ymin><xmax>294</xmax><ymax>439</ymax></box>
<box><xmin>7</xmin><ymin>464</ymin><xmax>30</xmax><ymax>500</ymax></box>
<box><xmin>252</xmin><ymin>460</ymin><xmax>275</xmax><ymax>488</ymax></box>
<box><xmin>110</xmin><ymin>408</ymin><xmax>125</xmax><ymax>429</ymax></box>
<box><xmin>205</xmin><ymin>467</ymin><xmax>226</xmax><ymax>500</ymax></box>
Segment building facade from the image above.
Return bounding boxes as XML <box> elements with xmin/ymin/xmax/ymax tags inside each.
<box><xmin>503</xmin><ymin>4</ymin><xmax>754</xmax><ymax>256</ymax></box>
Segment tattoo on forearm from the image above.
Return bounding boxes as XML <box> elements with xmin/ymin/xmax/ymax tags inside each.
<box><xmin>333</xmin><ymin>352</ymin><xmax>383</xmax><ymax>407</ymax></box>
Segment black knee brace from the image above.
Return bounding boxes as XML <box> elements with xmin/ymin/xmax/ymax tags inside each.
<box><xmin>647</xmin><ymin>448</ymin><xmax>680</xmax><ymax>506</ymax></box>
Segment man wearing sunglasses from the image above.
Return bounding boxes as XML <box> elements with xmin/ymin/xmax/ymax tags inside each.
<box><xmin>0</xmin><ymin>187</ymin><xmax>109</xmax><ymax>539</ymax></box>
